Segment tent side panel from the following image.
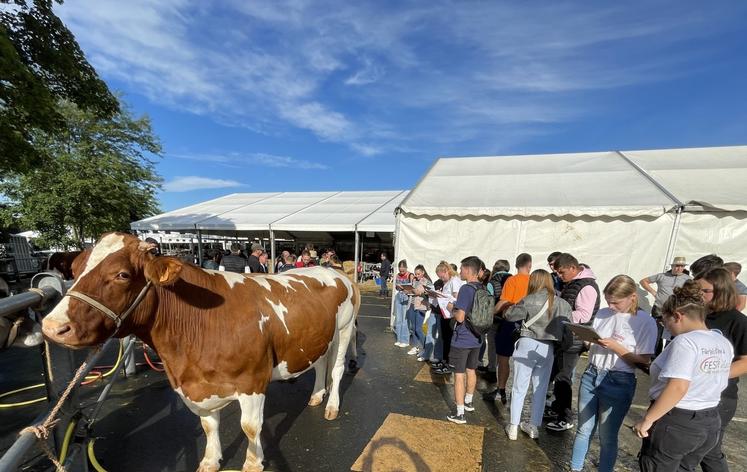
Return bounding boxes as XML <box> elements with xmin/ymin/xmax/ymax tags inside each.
<box><xmin>673</xmin><ymin>212</ymin><xmax>747</xmax><ymax>270</ymax></box>
<box><xmin>397</xmin><ymin>213</ymin><xmax>674</xmax><ymax>311</ymax></box>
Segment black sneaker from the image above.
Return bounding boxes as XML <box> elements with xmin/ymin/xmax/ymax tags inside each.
<box><xmin>430</xmin><ymin>361</ymin><xmax>445</xmax><ymax>370</ymax></box>
<box><xmin>464</xmin><ymin>402</ymin><xmax>475</xmax><ymax>412</ymax></box>
<box><xmin>546</xmin><ymin>419</ymin><xmax>574</xmax><ymax>432</ymax></box>
<box><xmin>482</xmin><ymin>388</ymin><xmax>500</xmax><ymax>401</ymax></box>
<box><xmin>499</xmin><ymin>388</ymin><xmax>508</xmax><ymax>405</ymax></box>
<box><xmin>543</xmin><ymin>406</ymin><xmax>558</xmax><ymax>420</ymax></box>
<box><xmin>447</xmin><ymin>413</ymin><xmax>466</xmax><ymax>424</ymax></box>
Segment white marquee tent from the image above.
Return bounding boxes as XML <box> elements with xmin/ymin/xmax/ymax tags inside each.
<box><xmin>131</xmin><ymin>190</ymin><xmax>408</xmax><ymax>272</ymax></box>
<box><xmin>395</xmin><ymin>145</ymin><xmax>747</xmax><ymax>305</ymax></box>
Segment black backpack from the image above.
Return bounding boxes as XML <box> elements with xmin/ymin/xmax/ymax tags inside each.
<box><xmin>466</xmin><ymin>282</ymin><xmax>495</xmax><ymax>336</ymax></box>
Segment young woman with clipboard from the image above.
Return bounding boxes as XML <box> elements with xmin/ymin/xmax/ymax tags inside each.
<box><xmin>570</xmin><ymin>275</ymin><xmax>658</xmax><ymax>472</ymax></box>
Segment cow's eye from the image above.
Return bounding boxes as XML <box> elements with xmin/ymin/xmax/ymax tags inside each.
<box><xmin>116</xmin><ymin>272</ymin><xmax>130</xmax><ymax>280</ymax></box>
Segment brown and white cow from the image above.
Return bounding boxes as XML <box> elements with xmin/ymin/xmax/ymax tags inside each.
<box><xmin>41</xmin><ymin>233</ymin><xmax>360</xmax><ymax>472</ymax></box>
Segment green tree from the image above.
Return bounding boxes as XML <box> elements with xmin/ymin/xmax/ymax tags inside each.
<box><xmin>0</xmin><ymin>100</ymin><xmax>162</xmax><ymax>249</ymax></box>
<box><xmin>1</xmin><ymin>0</ymin><xmax>118</xmax><ymax>174</ymax></box>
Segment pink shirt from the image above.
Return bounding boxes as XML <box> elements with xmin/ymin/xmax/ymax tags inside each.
<box><xmin>571</xmin><ymin>267</ymin><xmax>598</xmax><ymax>324</ymax></box>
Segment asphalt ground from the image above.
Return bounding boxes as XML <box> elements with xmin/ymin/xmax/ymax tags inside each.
<box><xmin>0</xmin><ymin>293</ymin><xmax>745</xmax><ymax>471</ymax></box>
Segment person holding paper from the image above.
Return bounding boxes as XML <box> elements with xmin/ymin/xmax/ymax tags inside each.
<box><xmin>431</xmin><ymin>261</ymin><xmax>463</xmax><ymax>374</ymax></box>
<box><xmin>570</xmin><ymin>275</ymin><xmax>657</xmax><ymax>472</ymax></box>
<box><xmin>503</xmin><ymin>269</ymin><xmax>571</xmax><ymax>440</ymax></box>
<box><xmin>393</xmin><ymin>260</ymin><xmax>414</xmax><ymax>348</ymax></box>
<box><xmin>635</xmin><ymin>280</ymin><xmax>733</xmax><ymax>471</ymax></box>
<box><xmin>406</xmin><ymin>265</ymin><xmax>435</xmax><ymax>361</ymax></box>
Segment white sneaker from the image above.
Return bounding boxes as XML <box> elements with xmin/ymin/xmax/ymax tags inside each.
<box><xmin>520</xmin><ymin>421</ymin><xmax>539</xmax><ymax>439</ymax></box>
<box><xmin>394</xmin><ymin>342</ymin><xmax>408</xmax><ymax>347</ymax></box>
<box><xmin>505</xmin><ymin>424</ymin><xmax>518</xmax><ymax>440</ymax></box>
<box><xmin>407</xmin><ymin>347</ymin><xmax>419</xmax><ymax>355</ymax></box>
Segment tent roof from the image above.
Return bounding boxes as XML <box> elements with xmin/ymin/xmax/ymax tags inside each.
<box><xmin>400</xmin><ymin>145</ymin><xmax>747</xmax><ymax>218</ymax></box>
<box><xmin>131</xmin><ymin>190</ymin><xmax>406</xmax><ymax>233</ymax></box>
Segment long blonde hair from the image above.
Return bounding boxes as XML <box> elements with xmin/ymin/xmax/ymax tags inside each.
<box><xmin>528</xmin><ymin>269</ymin><xmax>555</xmax><ymax>317</ymax></box>
<box><xmin>604</xmin><ymin>275</ymin><xmax>639</xmax><ymax>314</ymax></box>
<box><xmin>435</xmin><ymin>260</ymin><xmax>456</xmax><ymax>279</ymax></box>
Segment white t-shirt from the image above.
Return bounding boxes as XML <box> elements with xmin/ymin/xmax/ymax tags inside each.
<box><xmin>648</xmin><ymin>329</ymin><xmax>734</xmax><ymax>410</ymax></box>
<box><xmin>438</xmin><ymin>276</ymin><xmax>464</xmax><ymax>318</ymax></box>
<box><xmin>589</xmin><ymin>308</ymin><xmax>658</xmax><ymax>373</ymax></box>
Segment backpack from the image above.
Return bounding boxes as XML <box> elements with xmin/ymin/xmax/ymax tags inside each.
<box><xmin>466</xmin><ymin>282</ymin><xmax>495</xmax><ymax>336</ymax></box>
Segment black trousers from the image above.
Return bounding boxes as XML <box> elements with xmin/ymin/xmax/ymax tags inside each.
<box><xmin>639</xmin><ymin>406</ymin><xmax>721</xmax><ymax>472</ymax></box>
<box><xmin>440</xmin><ymin>316</ymin><xmax>454</xmax><ymax>364</ymax></box>
<box><xmin>550</xmin><ymin>349</ymin><xmax>581</xmax><ymax>421</ymax></box>
<box><xmin>700</xmin><ymin>396</ymin><xmax>738</xmax><ymax>472</ymax></box>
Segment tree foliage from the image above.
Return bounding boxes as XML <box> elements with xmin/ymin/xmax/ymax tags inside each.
<box><xmin>0</xmin><ymin>0</ymin><xmax>118</xmax><ymax>174</ymax></box>
<box><xmin>0</xmin><ymin>100</ymin><xmax>162</xmax><ymax>249</ymax></box>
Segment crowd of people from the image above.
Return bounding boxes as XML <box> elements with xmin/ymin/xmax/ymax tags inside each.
<box><xmin>194</xmin><ymin>242</ymin><xmax>344</xmax><ymax>274</ymax></box>
<box><xmin>392</xmin><ymin>251</ymin><xmax>747</xmax><ymax>472</ymax></box>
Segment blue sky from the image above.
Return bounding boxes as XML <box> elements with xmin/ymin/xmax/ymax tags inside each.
<box><xmin>55</xmin><ymin>1</ymin><xmax>747</xmax><ymax>212</ymax></box>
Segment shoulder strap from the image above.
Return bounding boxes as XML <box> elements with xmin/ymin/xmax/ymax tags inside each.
<box><xmin>524</xmin><ymin>299</ymin><xmax>550</xmax><ymax>329</ymax></box>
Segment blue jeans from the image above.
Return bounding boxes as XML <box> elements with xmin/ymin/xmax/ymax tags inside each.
<box><xmin>416</xmin><ymin>310</ymin><xmax>437</xmax><ymax>360</ymax></box>
<box><xmin>408</xmin><ymin>307</ymin><xmax>435</xmax><ymax>356</ymax></box>
<box><xmin>570</xmin><ymin>366</ymin><xmax>636</xmax><ymax>472</ymax></box>
<box><xmin>394</xmin><ymin>293</ymin><xmax>410</xmax><ymax>344</ymax></box>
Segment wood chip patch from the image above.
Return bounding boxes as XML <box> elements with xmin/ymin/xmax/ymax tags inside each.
<box><xmin>351</xmin><ymin>413</ymin><xmax>484</xmax><ymax>472</ymax></box>
<box><xmin>413</xmin><ymin>363</ymin><xmax>453</xmax><ymax>385</ymax></box>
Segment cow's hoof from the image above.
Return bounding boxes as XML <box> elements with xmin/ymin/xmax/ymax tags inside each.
<box><xmin>308</xmin><ymin>392</ymin><xmax>324</xmax><ymax>407</ymax></box>
<box><xmin>324</xmin><ymin>407</ymin><xmax>339</xmax><ymax>420</ymax></box>
<box><xmin>242</xmin><ymin>464</ymin><xmax>264</xmax><ymax>472</ymax></box>
<box><xmin>196</xmin><ymin>461</ymin><xmax>220</xmax><ymax>472</ymax></box>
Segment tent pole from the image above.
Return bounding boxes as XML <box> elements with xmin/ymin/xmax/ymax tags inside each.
<box><xmin>663</xmin><ymin>206</ymin><xmax>684</xmax><ymax>271</ymax></box>
<box><xmin>196</xmin><ymin>229</ymin><xmax>204</xmax><ymax>267</ymax></box>
<box><xmin>354</xmin><ymin>228</ymin><xmax>360</xmax><ymax>283</ymax></box>
<box><xmin>269</xmin><ymin>226</ymin><xmax>276</xmax><ymax>273</ymax></box>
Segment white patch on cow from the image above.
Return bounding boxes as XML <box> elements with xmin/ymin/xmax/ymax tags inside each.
<box><xmin>258</xmin><ymin>313</ymin><xmax>270</xmax><ymax>333</ymax></box>
<box><xmin>263</xmin><ymin>274</ymin><xmax>299</xmax><ymax>291</ymax></box>
<box><xmin>77</xmin><ymin>234</ymin><xmax>125</xmax><ymax>282</ymax></box>
<box><xmin>175</xmin><ymin>387</ymin><xmax>236</xmax><ymax>414</ymax></box>
<box><xmin>249</xmin><ymin>276</ymin><xmax>272</xmax><ymax>291</ymax></box>
<box><xmin>44</xmin><ymin>296</ymin><xmax>71</xmax><ymax>326</ymax></box>
<box><xmin>298</xmin><ymin>266</ymin><xmax>345</xmax><ymax>287</ymax></box>
<box><xmin>209</xmin><ymin>270</ymin><xmax>246</xmax><ymax>289</ymax></box>
<box><xmin>44</xmin><ymin>234</ymin><xmax>126</xmax><ymax>329</ymax></box>
<box><xmin>286</xmin><ymin>275</ymin><xmax>309</xmax><ymax>290</ymax></box>
<box><xmin>271</xmin><ymin>360</ymin><xmax>313</xmax><ymax>381</ymax></box>
<box><xmin>268</xmin><ymin>299</ymin><xmax>290</xmax><ymax>335</ymax></box>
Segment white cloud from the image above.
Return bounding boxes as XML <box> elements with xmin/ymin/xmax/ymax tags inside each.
<box><xmin>163</xmin><ymin>176</ymin><xmax>243</xmax><ymax>192</ymax></box>
<box><xmin>56</xmin><ymin>1</ymin><xmax>742</xmax><ymax>155</ymax></box>
<box><xmin>169</xmin><ymin>152</ymin><xmax>329</xmax><ymax>170</ymax></box>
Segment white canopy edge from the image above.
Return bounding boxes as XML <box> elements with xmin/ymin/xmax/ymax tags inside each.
<box><xmin>400</xmin><ymin>145</ymin><xmax>747</xmax><ymax>218</ymax></box>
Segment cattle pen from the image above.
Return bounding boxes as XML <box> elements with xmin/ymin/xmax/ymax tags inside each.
<box><xmin>1</xmin><ymin>286</ymin><xmax>746</xmax><ymax>471</ymax></box>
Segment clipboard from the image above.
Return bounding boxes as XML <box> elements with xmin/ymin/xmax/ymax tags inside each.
<box><xmin>425</xmin><ymin>289</ymin><xmax>450</xmax><ymax>298</ymax></box>
<box><xmin>566</xmin><ymin>323</ymin><xmax>602</xmax><ymax>343</ymax></box>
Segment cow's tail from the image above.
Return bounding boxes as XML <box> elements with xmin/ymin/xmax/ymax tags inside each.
<box><xmin>346</xmin><ymin>282</ymin><xmax>361</xmax><ymax>366</ymax></box>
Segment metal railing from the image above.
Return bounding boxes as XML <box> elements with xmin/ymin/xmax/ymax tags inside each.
<box><xmin>0</xmin><ymin>273</ymin><xmax>138</xmax><ymax>471</ymax></box>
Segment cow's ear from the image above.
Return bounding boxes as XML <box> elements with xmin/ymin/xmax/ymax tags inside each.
<box><xmin>144</xmin><ymin>257</ymin><xmax>183</xmax><ymax>286</ymax></box>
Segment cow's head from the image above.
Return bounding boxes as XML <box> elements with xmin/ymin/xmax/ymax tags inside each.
<box><xmin>42</xmin><ymin>232</ymin><xmax>183</xmax><ymax>348</ymax></box>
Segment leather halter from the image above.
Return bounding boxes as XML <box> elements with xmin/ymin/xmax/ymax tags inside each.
<box><xmin>65</xmin><ymin>281</ymin><xmax>153</xmax><ymax>334</ymax></box>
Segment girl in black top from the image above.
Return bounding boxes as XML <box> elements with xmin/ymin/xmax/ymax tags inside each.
<box><xmin>696</xmin><ymin>268</ymin><xmax>747</xmax><ymax>471</ymax></box>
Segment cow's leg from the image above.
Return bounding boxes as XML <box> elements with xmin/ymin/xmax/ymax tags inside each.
<box><xmin>238</xmin><ymin>392</ymin><xmax>266</xmax><ymax>472</ymax></box>
<box><xmin>324</xmin><ymin>319</ymin><xmax>355</xmax><ymax>420</ymax></box>
<box><xmin>197</xmin><ymin>411</ymin><xmax>222</xmax><ymax>472</ymax></box>
<box><xmin>346</xmin><ymin>322</ymin><xmax>358</xmax><ymax>371</ymax></box>
<box><xmin>308</xmin><ymin>355</ymin><xmax>327</xmax><ymax>407</ymax></box>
